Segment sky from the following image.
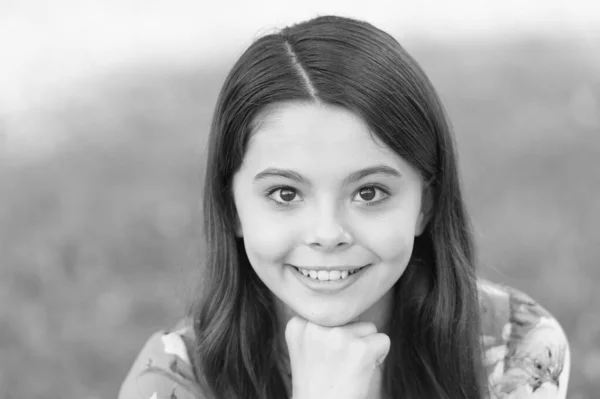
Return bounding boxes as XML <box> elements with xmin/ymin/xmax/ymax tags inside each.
<box><xmin>1</xmin><ymin>0</ymin><xmax>599</xmax><ymax>157</ymax></box>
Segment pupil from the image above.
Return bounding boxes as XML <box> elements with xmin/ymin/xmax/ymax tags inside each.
<box><xmin>280</xmin><ymin>189</ymin><xmax>296</xmax><ymax>202</ymax></box>
<box><xmin>360</xmin><ymin>187</ymin><xmax>375</xmax><ymax>201</ymax></box>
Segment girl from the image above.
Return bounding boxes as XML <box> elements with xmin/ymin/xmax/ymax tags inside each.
<box><xmin>119</xmin><ymin>15</ymin><xmax>570</xmax><ymax>399</ymax></box>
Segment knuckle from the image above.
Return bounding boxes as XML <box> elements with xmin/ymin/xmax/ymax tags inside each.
<box><xmin>285</xmin><ymin>316</ymin><xmax>303</xmax><ymax>339</ymax></box>
<box><xmin>381</xmin><ymin>333</ymin><xmax>391</xmax><ymax>348</ymax></box>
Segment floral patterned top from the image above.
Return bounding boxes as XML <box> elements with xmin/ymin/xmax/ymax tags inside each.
<box><xmin>118</xmin><ymin>279</ymin><xmax>570</xmax><ymax>399</ymax></box>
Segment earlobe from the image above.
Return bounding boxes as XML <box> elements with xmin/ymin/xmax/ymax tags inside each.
<box><xmin>415</xmin><ymin>185</ymin><xmax>433</xmax><ymax>237</ymax></box>
<box><xmin>415</xmin><ymin>212</ymin><xmax>426</xmax><ymax>236</ymax></box>
<box><xmin>234</xmin><ymin>216</ymin><xmax>243</xmax><ymax>238</ymax></box>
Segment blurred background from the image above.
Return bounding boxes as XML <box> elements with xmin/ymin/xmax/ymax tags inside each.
<box><xmin>1</xmin><ymin>0</ymin><xmax>599</xmax><ymax>398</ymax></box>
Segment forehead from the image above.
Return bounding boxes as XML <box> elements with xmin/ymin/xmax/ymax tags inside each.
<box><xmin>245</xmin><ymin>102</ymin><xmax>397</xmax><ymax>167</ymax></box>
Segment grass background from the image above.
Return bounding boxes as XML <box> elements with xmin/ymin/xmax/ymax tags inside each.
<box><xmin>1</xmin><ymin>35</ymin><xmax>599</xmax><ymax>398</ymax></box>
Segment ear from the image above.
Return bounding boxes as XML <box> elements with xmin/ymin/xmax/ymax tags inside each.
<box><xmin>415</xmin><ymin>183</ymin><xmax>433</xmax><ymax>237</ymax></box>
<box><xmin>234</xmin><ymin>215</ymin><xmax>243</xmax><ymax>238</ymax></box>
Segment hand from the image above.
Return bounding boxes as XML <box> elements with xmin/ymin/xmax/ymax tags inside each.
<box><xmin>285</xmin><ymin>316</ymin><xmax>390</xmax><ymax>399</ymax></box>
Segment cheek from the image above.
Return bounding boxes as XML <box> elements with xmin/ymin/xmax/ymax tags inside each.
<box><xmin>378</xmin><ymin>229</ymin><xmax>415</xmax><ymax>265</ymax></box>
<box><xmin>359</xmin><ymin>211</ymin><xmax>418</xmax><ymax>263</ymax></box>
<box><xmin>241</xmin><ymin>213</ymin><xmax>296</xmax><ymax>266</ymax></box>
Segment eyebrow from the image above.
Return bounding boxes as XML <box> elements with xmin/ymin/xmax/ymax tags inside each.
<box><xmin>253</xmin><ymin>165</ymin><xmax>402</xmax><ymax>186</ymax></box>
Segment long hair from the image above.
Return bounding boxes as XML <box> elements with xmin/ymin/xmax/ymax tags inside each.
<box><xmin>188</xmin><ymin>15</ymin><xmax>487</xmax><ymax>398</ymax></box>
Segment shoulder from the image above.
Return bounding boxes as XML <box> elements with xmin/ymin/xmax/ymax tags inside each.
<box><xmin>118</xmin><ymin>319</ymin><xmax>203</xmax><ymax>399</ymax></box>
<box><xmin>477</xmin><ymin>279</ymin><xmax>571</xmax><ymax>398</ymax></box>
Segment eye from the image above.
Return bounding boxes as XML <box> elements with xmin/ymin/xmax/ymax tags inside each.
<box><xmin>265</xmin><ymin>184</ymin><xmax>389</xmax><ymax>208</ymax></box>
<box><xmin>353</xmin><ymin>185</ymin><xmax>389</xmax><ymax>205</ymax></box>
<box><xmin>266</xmin><ymin>186</ymin><xmax>302</xmax><ymax>206</ymax></box>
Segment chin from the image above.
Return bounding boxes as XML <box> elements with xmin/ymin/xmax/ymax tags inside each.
<box><xmin>300</xmin><ymin>309</ymin><xmax>359</xmax><ymax>327</ymax></box>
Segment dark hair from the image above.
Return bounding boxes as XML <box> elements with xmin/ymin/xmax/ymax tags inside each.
<box><xmin>188</xmin><ymin>15</ymin><xmax>487</xmax><ymax>399</ymax></box>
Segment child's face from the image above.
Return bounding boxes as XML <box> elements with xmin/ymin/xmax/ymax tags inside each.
<box><xmin>232</xmin><ymin>102</ymin><xmax>429</xmax><ymax>328</ymax></box>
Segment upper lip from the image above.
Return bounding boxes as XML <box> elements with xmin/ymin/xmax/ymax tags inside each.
<box><xmin>292</xmin><ymin>264</ymin><xmax>368</xmax><ymax>271</ymax></box>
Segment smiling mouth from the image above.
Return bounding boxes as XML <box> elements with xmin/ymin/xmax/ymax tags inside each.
<box><xmin>292</xmin><ymin>265</ymin><xmax>368</xmax><ymax>281</ymax></box>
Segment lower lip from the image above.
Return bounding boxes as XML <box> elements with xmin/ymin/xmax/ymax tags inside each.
<box><xmin>287</xmin><ymin>264</ymin><xmax>370</xmax><ymax>294</ymax></box>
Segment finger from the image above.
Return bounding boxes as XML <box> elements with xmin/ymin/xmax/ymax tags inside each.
<box><xmin>285</xmin><ymin>316</ymin><xmax>308</xmax><ymax>344</ymax></box>
<box><xmin>361</xmin><ymin>333</ymin><xmax>391</xmax><ymax>366</ymax></box>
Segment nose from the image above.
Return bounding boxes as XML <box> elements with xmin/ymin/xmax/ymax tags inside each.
<box><xmin>305</xmin><ymin>205</ymin><xmax>353</xmax><ymax>252</ymax></box>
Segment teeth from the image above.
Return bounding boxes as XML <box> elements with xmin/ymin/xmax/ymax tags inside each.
<box><xmin>317</xmin><ymin>271</ymin><xmax>329</xmax><ymax>281</ymax></box>
<box><xmin>329</xmin><ymin>270</ymin><xmax>341</xmax><ymax>280</ymax></box>
<box><xmin>297</xmin><ymin>267</ymin><xmax>362</xmax><ymax>280</ymax></box>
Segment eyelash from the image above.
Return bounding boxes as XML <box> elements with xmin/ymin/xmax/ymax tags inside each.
<box><xmin>264</xmin><ymin>184</ymin><xmax>391</xmax><ymax>208</ymax></box>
